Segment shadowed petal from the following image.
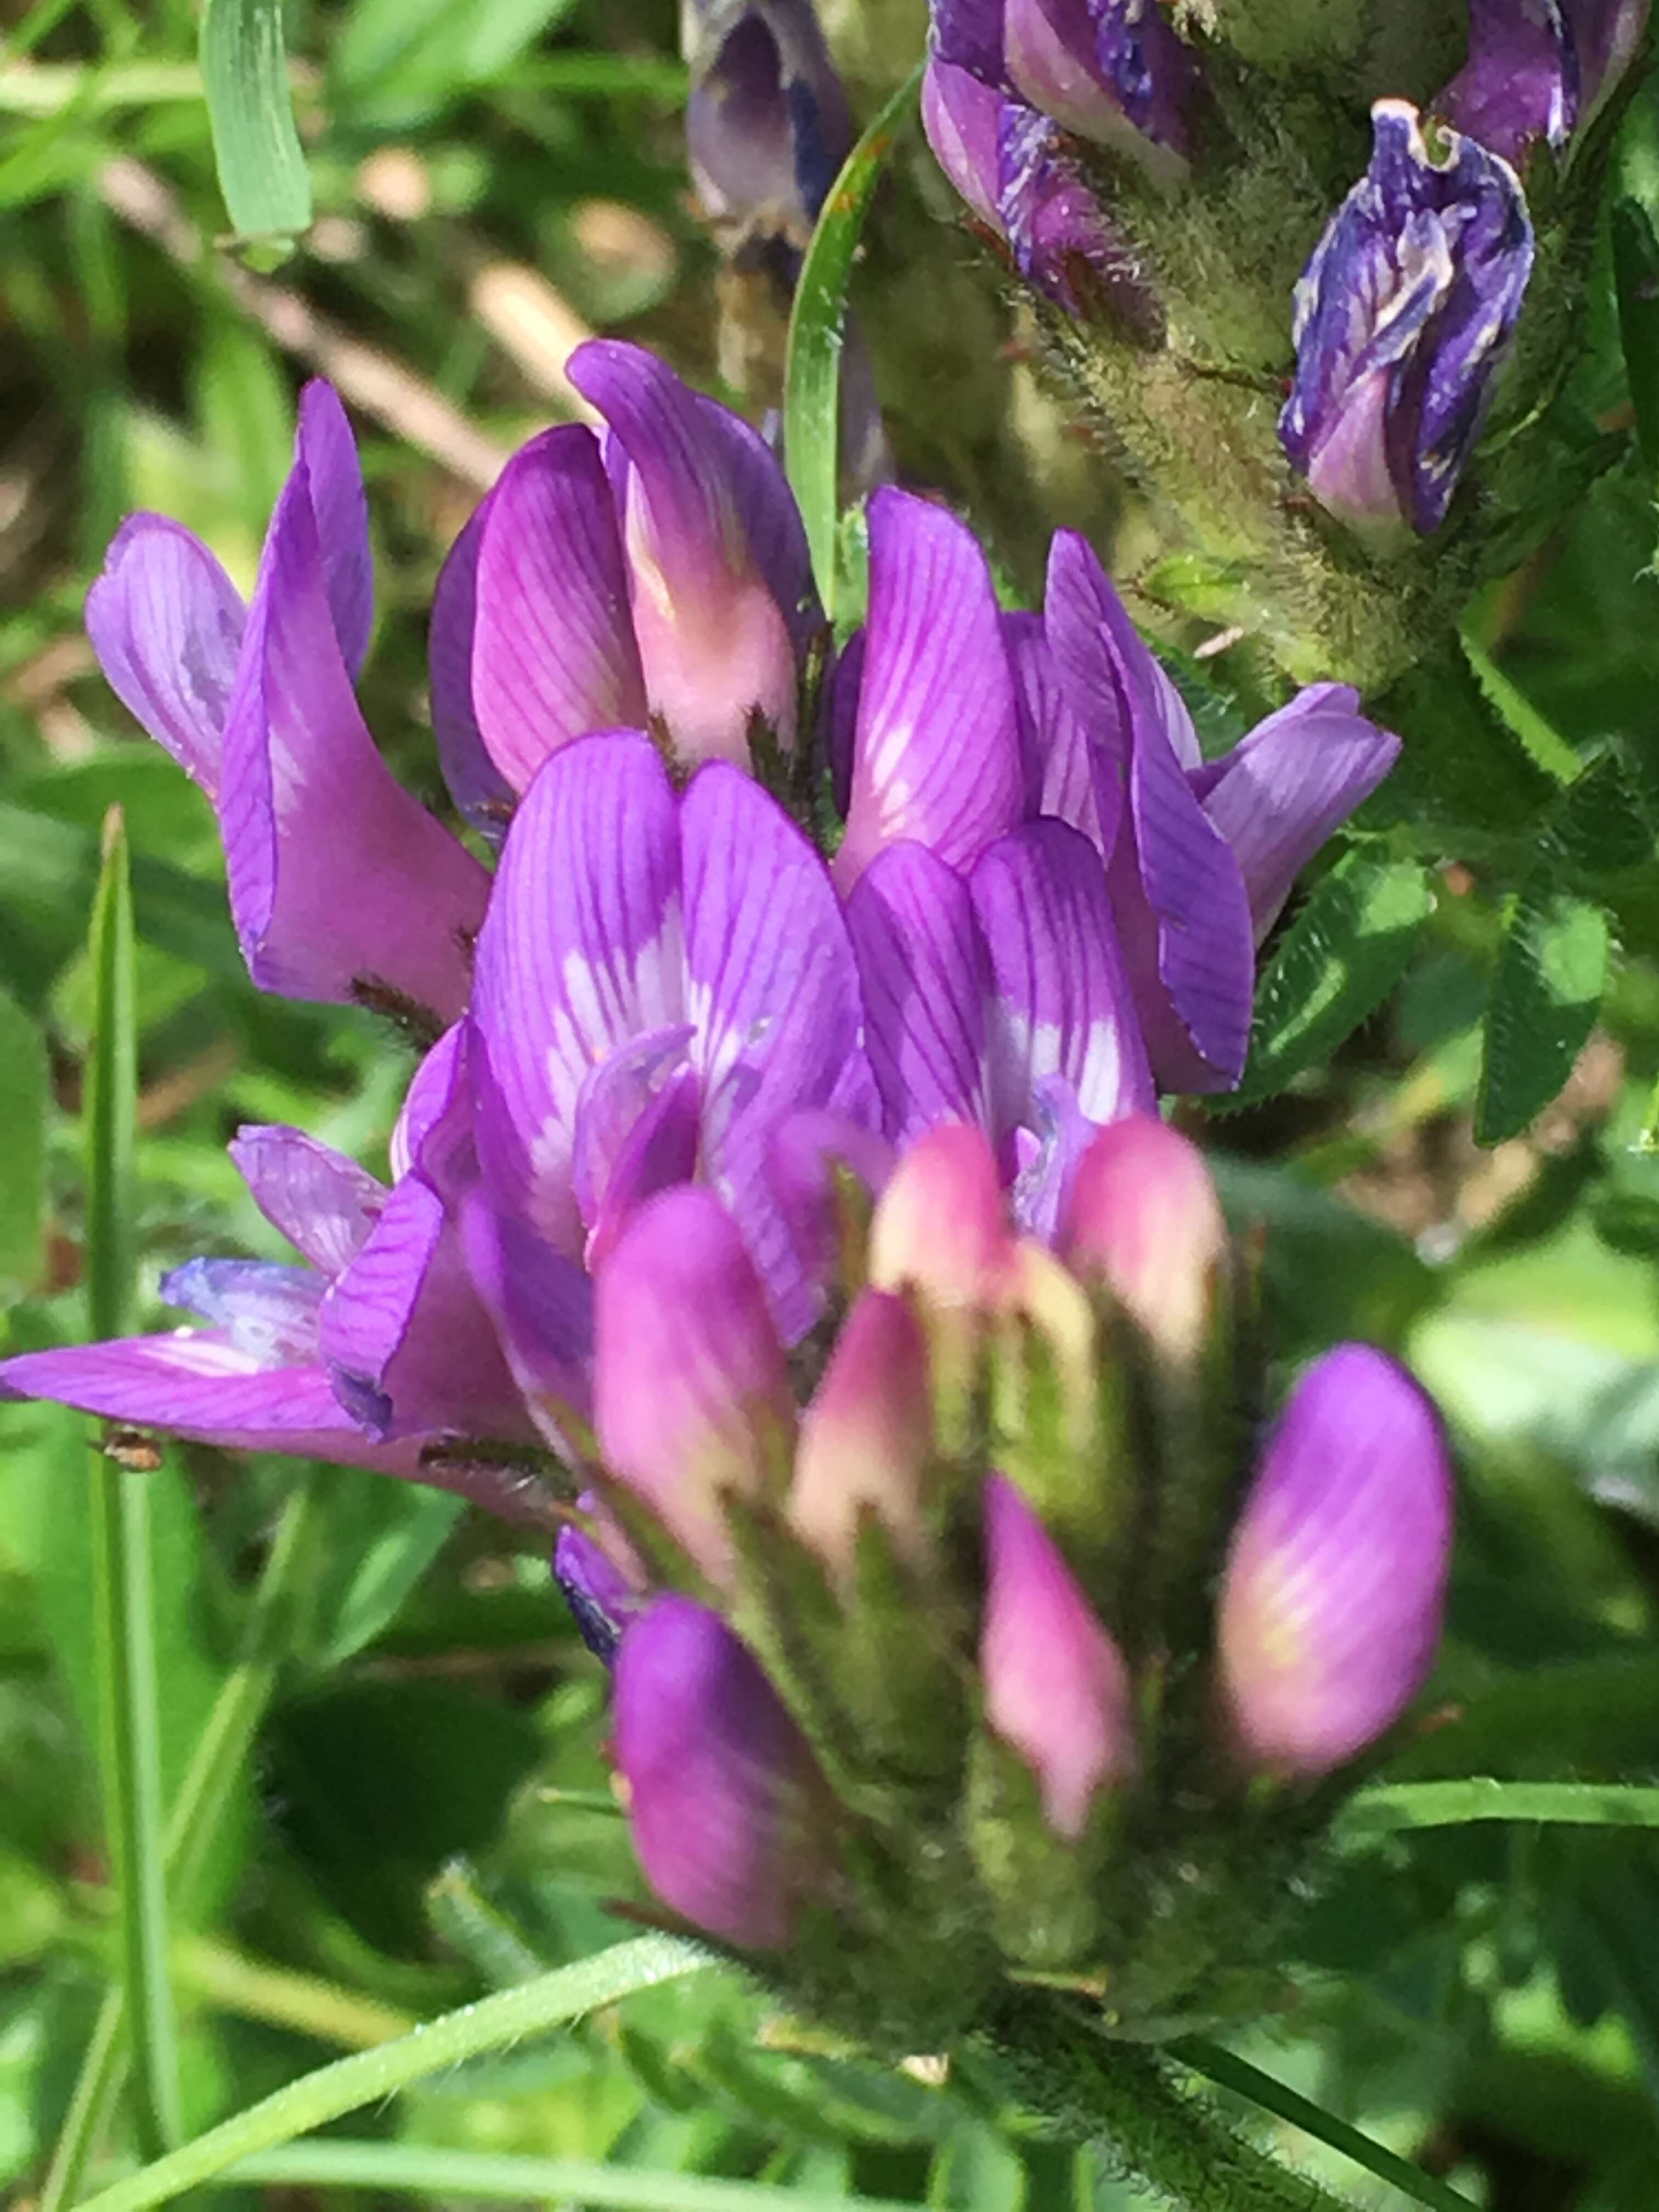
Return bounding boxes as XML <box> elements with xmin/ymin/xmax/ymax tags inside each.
<box><xmin>159</xmin><ymin>1257</ymin><xmax>325</xmax><ymax>1364</ymax></box>
<box><xmin>296</xmin><ymin>381</ymin><xmax>374</xmax><ymax>676</ymax></box>
<box><xmin>845</xmin><ymin>841</ymin><xmax>993</xmax><ymax>1142</ymax></box>
<box><xmin>459</xmin><ymin>1189</ymin><xmax>594</xmax><ymax>1438</ymax></box>
<box><xmin>428</xmin><ymin>505</ymin><xmax>516</xmax><ymax>838</ymax></box>
<box><xmin>1004</xmin><ymin>610</ymin><xmax>1119</xmax><ymax>857</ymax></box>
<box><xmin>764</xmin><ymin>1108</ymin><xmax>896</xmax><ymax>1302</ymax></box>
<box><xmin>834</xmin><ymin>489</ymin><xmax>1023</xmax><ymax>889</ymax></box>
<box><xmin>229</xmin><ymin>1125</ymin><xmax>386</xmax><ymax>1280</ymax></box>
<box><xmin>921</xmin><ymin>57</ymin><xmax>1003</xmax><ymax>233</ymax></box>
<box><xmin>217</xmin><ymin>464</ymin><xmax>489</xmax><ymax>1017</ymax></box>
<box><xmin>470</xmin><ymin>733</ymin><xmax>684</xmax><ymax>1254</ymax></box>
<box><xmin>84</xmin><ymin>516</ymin><xmax>245</xmax><ymax>795</ymax></box>
<box><xmin>579</xmin><ymin>1062</ymin><xmax>702</xmax><ymax>1274</ymax></box>
<box><xmin>471</xmin><ymin>426</ymin><xmax>647</xmax><ymax>793</ymax></box>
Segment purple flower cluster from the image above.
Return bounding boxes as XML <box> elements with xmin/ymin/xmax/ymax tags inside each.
<box><xmin>1</xmin><ymin>350</ymin><xmax>1445</xmax><ymax>1976</ymax></box>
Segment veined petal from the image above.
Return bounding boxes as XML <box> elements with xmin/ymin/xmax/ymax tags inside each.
<box><xmin>845</xmin><ymin>840</ymin><xmax>994</xmax><ymax>1142</ymax></box>
<box><xmin>684</xmin><ymin>386</ymin><xmax>822</xmax><ymax>656</ymax></box>
<box><xmin>1192</xmin><ymin>685</ymin><xmax>1401</xmax><ymax>940</ymax></box>
<box><xmin>389</xmin><ymin>1023</ymin><xmax>469</xmax><ymax>1193</ymax></box>
<box><xmin>932</xmin><ymin>0</ymin><xmax>1006</xmax><ymax>78</ymax></box>
<box><xmin>428</xmin><ymin>504</ymin><xmax>517</xmax><ymax>839</ymax></box>
<box><xmin>458</xmin><ymin>1189</ymin><xmax>594</xmax><ymax>1438</ymax></box>
<box><xmin>85</xmin><ymin>516</ymin><xmax>245</xmax><ymax>795</ymax></box>
<box><xmin>295</xmin><ymin>381</ymin><xmax>374</xmax><ymax>677</ymax></box>
<box><xmin>764</xmin><ymin>1107</ymin><xmax>896</xmax><ymax>1304</ymax></box>
<box><xmin>229</xmin><ymin>1125</ymin><xmax>386</xmax><ymax>1280</ymax></box>
<box><xmin>834</xmin><ymin>488</ymin><xmax>1023</xmax><ymax>889</ymax></box>
<box><xmin>921</xmin><ymin>57</ymin><xmax>1004</xmax><ymax>234</ymax></box>
<box><xmin>579</xmin><ymin>1060</ymin><xmax>703</xmax><ymax>1274</ymax></box>
<box><xmin>470</xmin><ymin>733</ymin><xmax>684</xmax><ymax>1254</ymax></box>
<box><xmin>159</xmin><ymin>1257</ymin><xmax>325</xmax><ymax>1364</ymax></box>
<box><xmin>218</xmin><ymin>464</ymin><xmax>489</xmax><ymax>1017</ymax></box>
<box><xmin>1004</xmin><ymin>608</ymin><xmax>1120</xmax><ymax>857</ymax></box>
<box><xmin>471</xmin><ymin>426</ymin><xmax>647</xmax><ymax>793</ymax></box>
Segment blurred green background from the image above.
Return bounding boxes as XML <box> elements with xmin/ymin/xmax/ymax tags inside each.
<box><xmin>5</xmin><ymin>2</ymin><xmax>1659</xmax><ymax>2206</ymax></box>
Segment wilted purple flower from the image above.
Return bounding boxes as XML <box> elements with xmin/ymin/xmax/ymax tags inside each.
<box><xmin>1216</xmin><ymin>1344</ymin><xmax>1454</xmax><ymax>1775</ymax></box>
<box><xmin>980</xmin><ymin>1473</ymin><xmax>1134</xmax><ymax>1836</ymax></box>
<box><xmin>433</xmin><ymin>341</ymin><xmax>820</xmax><ymax>811</ymax></box>
<box><xmin>87</xmin><ymin>385</ymin><xmax>488</xmax><ymax>1020</ymax></box>
<box><xmin>1279</xmin><ymin>101</ymin><xmax>1535</xmax><ymax>543</ymax></box>
<box><xmin>682</xmin><ymin>0</ymin><xmax>853</xmax><ymax>240</ymax></box>
<box><xmin>790</xmin><ymin>1289</ymin><xmax>935</xmax><ymax>1577</ymax></box>
<box><xmin>1037</xmin><ymin>533</ymin><xmax>1400</xmax><ymax>1089</ymax></box>
<box><xmin>1436</xmin><ymin>0</ymin><xmax>1649</xmax><ymax>166</ymax></box>
<box><xmin>1058</xmin><ymin>1113</ymin><xmax>1224</xmax><ymax>1364</ymax></box>
<box><xmin>1000</xmin><ymin>0</ymin><xmax>1197</xmax><ymax>167</ymax></box>
<box><xmin>613</xmin><ymin>1596</ymin><xmax>828</xmax><ymax>1947</ymax></box>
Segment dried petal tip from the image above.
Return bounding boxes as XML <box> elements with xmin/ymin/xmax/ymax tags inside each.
<box><xmin>1058</xmin><ymin>1115</ymin><xmax>1226</xmax><ymax>1365</ymax></box>
<box><xmin>1217</xmin><ymin>1345</ymin><xmax>1454</xmax><ymax>1776</ymax></box>
<box><xmin>1278</xmin><ymin>101</ymin><xmax>1534</xmax><ymax>543</ymax></box>
<box><xmin>868</xmin><ymin>1122</ymin><xmax>1011</xmax><ymax>1310</ymax></box>
<box><xmin>594</xmin><ymin>1185</ymin><xmax>794</xmax><ymax>1584</ymax></box>
<box><xmin>614</xmin><ymin>1598</ymin><xmax>826</xmax><ymax>1948</ymax></box>
<box><xmin>980</xmin><ymin>1475</ymin><xmax>1133</xmax><ymax>1837</ymax></box>
<box><xmin>791</xmin><ymin>1290</ymin><xmax>935</xmax><ymax>1578</ymax></box>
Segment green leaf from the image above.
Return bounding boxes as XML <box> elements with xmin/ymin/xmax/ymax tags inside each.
<box><xmin>303</xmin><ymin>1476</ymin><xmax>464</xmax><ymax>1668</ymax></box>
<box><xmin>72</xmin><ymin>1936</ymin><xmax>710</xmax><ymax>2212</ymax></box>
<box><xmin>785</xmin><ymin>64</ymin><xmax>922</xmax><ymax>621</ymax></box>
<box><xmin>199</xmin><ymin>0</ymin><xmax>312</xmax><ymax>244</ymax></box>
<box><xmin>1222</xmin><ymin>849</ymin><xmax>1435</xmax><ymax>1109</ymax></box>
<box><xmin>1613</xmin><ymin>198</ymin><xmax>1659</xmax><ymax>485</ymax></box>
<box><xmin>1340</xmin><ymin>1782</ymin><xmax>1659</xmax><ymax>1838</ymax></box>
<box><xmin>331</xmin><ymin>0</ymin><xmax>584</xmax><ymax>127</ymax></box>
<box><xmin>0</xmin><ymin>988</ymin><xmax>46</xmax><ymax>1294</ymax></box>
<box><xmin>1475</xmin><ymin>872</ymin><xmax>1611</xmax><ymax>1146</ymax></box>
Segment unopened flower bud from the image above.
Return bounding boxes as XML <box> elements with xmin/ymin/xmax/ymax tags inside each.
<box><xmin>980</xmin><ymin>1475</ymin><xmax>1134</xmax><ymax>1837</ymax></box>
<box><xmin>1003</xmin><ymin>0</ymin><xmax>1197</xmax><ymax>175</ymax></box>
<box><xmin>868</xmin><ymin>1121</ymin><xmax>1011</xmax><ymax>1308</ymax></box>
<box><xmin>595</xmin><ymin>1186</ymin><xmax>795</xmax><ymax>1583</ymax></box>
<box><xmin>1058</xmin><ymin>1115</ymin><xmax>1226</xmax><ymax>1367</ymax></box>
<box><xmin>791</xmin><ymin>1290</ymin><xmax>935</xmax><ymax>1580</ymax></box>
<box><xmin>1279</xmin><ymin>101</ymin><xmax>1534</xmax><ymax>544</ymax></box>
<box><xmin>614</xmin><ymin>1596</ymin><xmax>827</xmax><ymax>1947</ymax></box>
<box><xmin>1436</xmin><ymin>1</ymin><xmax>1649</xmax><ymax>167</ymax></box>
<box><xmin>1217</xmin><ymin>1345</ymin><xmax>1454</xmax><ymax>1776</ymax></box>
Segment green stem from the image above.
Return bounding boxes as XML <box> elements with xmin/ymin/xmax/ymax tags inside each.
<box><xmin>40</xmin><ymin>1475</ymin><xmax>321</xmax><ymax>2212</ymax></box>
<box><xmin>73</xmin><ymin>1934</ymin><xmax>711</xmax><ymax>2212</ymax></box>
<box><xmin>974</xmin><ymin>1990</ymin><xmax>1359</xmax><ymax>2212</ymax></box>
<box><xmin>84</xmin><ymin>810</ymin><xmax>183</xmax><ymax>2162</ymax></box>
<box><xmin>1342</xmin><ymin>1780</ymin><xmax>1659</xmax><ymax>1837</ymax></box>
<box><xmin>173</xmin><ymin>1935</ymin><xmax>415</xmax><ymax>2050</ymax></box>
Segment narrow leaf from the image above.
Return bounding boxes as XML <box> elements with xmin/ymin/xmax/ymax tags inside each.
<box><xmin>1340</xmin><ymin>1780</ymin><xmax>1659</xmax><ymax>1837</ymax></box>
<box><xmin>0</xmin><ymin>986</ymin><xmax>47</xmax><ymax>1291</ymax></box>
<box><xmin>1475</xmin><ymin>872</ymin><xmax>1610</xmax><ymax>1146</ymax></box>
<box><xmin>1221</xmin><ymin>849</ymin><xmax>1434</xmax><ymax>1110</ymax></box>
<box><xmin>200</xmin><ymin>0</ymin><xmax>312</xmax><ymax>242</ymax></box>
<box><xmin>784</xmin><ymin>63</ymin><xmax>922</xmax><ymax>621</ymax></box>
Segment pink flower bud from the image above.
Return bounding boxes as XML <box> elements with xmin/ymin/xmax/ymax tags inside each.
<box><xmin>867</xmin><ymin>1122</ymin><xmax>1012</xmax><ymax>1309</ymax></box>
<box><xmin>1058</xmin><ymin>1115</ymin><xmax>1226</xmax><ymax>1364</ymax></box>
<box><xmin>980</xmin><ymin>1475</ymin><xmax>1135</xmax><ymax>1837</ymax></box>
<box><xmin>595</xmin><ymin>1186</ymin><xmax>794</xmax><ymax>1583</ymax></box>
<box><xmin>614</xmin><ymin>1597</ymin><xmax>826</xmax><ymax>1948</ymax></box>
<box><xmin>791</xmin><ymin>1290</ymin><xmax>934</xmax><ymax>1578</ymax></box>
<box><xmin>1217</xmin><ymin>1345</ymin><xmax>1454</xmax><ymax>1775</ymax></box>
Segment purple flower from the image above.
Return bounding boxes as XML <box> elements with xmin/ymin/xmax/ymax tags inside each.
<box><xmin>433</xmin><ymin>341</ymin><xmax>819</xmax><ymax>811</ymax></box>
<box><xmin>87</xmin><ymin>385</ymin><xmax>489</xmax><ymax>1020</ymax></box>
<box><xmin>466</xmin><ymin>730</ymin><xmax>872</xmax><ymax>1341</ymax></box>
<box><xmin>866</xmin><ymin>1120</ymin><xmax>1016</xmax><ymax>1311</ymax></box>
<box><xmin>1216</xmin><ymin>1345</ymin><xmax>1454</xmax><ymax>1775</ymax></box>
<box><xmin>613</xmin><ymin>1596</ymin><xmax>828</xmax><ymax>1947</ymax></box>
<box><xmin>1038</xmin><ymin>533</ymin><xmax>1400</xmax><ymax>1088</ymax></box>
<box><xmin>1001</xmin><ymin>0</ymin><xmax>1197</xmax><ymax>167</ymax></box>
<box><xmin>980</xmin><ymin>1473</ymin><xmax>1133</xmax><ymax>1836</ymax></box>
<box><xmin>554</xmin><ymin>1516</ymin><xmax>646</xmax><ymax>1662</ymax></box>
<box><xmin>1279</xmin><ymin>100</ymin><xmax>1535</xmax><ymax>543</ymax></box>
<box><xmin>1058</xmin><ymin>1113</ymin><xmax>1225</xmax><ymax>1364</ymax></box>
<box><xmin>682</xmin><ymin>0</ymin><xmax>854</xmax><ymax>240</ymax></box>
<box><xmin>1436</xmin><ymin>1</ymin><xmax>1649</xmax><ymax>166</ymax></box>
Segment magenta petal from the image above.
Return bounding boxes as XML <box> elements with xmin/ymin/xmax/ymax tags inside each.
<box><xmin>685</xmin><ymin>387</ymin><xmax>822</xmax><ymax>655</ymax></box>
<box><xmin>318</xmin><ymin>1170</ymin><xmax>528</xmax><ymax>1443</ymax></box>
<box><xmin>1218</xmin><ymin>1344</ymin><xmax>1454</xmax><ymax>1776</ymax></box>
<box><xmin>389</xmin><ymin>1023</ymin><xmax>471</xmax><ymax>1194</ymax></box>
<box><xmin>834</xmin><ymin>488</ymin><xmax>1023</xmax><ymax>889</ymax></box>
<box><xmin>922</xmin><ymin>57</ymin><xmax>1005</xmax><ymax>234</ymax></box>
<box><xmin>792</xmin><ymin>1289</ymin><xmax>933</xmax><ymax>1576</ymax></box>
<box><xmin>1004</xmin><ymin>610</ymin><xmax>1119</xmax><ymax>859</ymax></box>
<box><xmin>969</xmin><ymin>820</ymin><xmax>1154</xmax><ymax>1140</ymax></box>
<box><xmin>579</xmin><ymin>1062</ymin><xmax>703</xmax><ymax>1274</ymax></box>
<box><xmin>295</xmin><ymin>381</ymin><xmax>374</xmax><ymax>677</ymax></box>
<box><xmin>84</xmin><ymin>516</ymin><xmax>245</xmax><ymax>795</ymax></box>
<box><xmin>764</xmin><ymin>1108</ymin><xmax>896</xmax><ymax>1304</ymax></box>
<box><xmin>471</xmin><ymin>427</ymin><xmax>647</xmax><ymax>793</ymax></box>
<box><xmin>594</xmin><ymin>1184</ymin><xmax>793</xmax><ymax>1582</ymax></box>
<box><xmin>981</xmin><ymin>1474</ymin><xmax>1133</xmax><ymax>1838</ymax></box>
<box><xmin>614</xmin><ymin>1596</ymin><xmax>823</xmax><ymax>1947</ymax></box>
<box><xmin>1190</xmin><ymin>685</ymin><xmax>1402</xmax><ymax>941</ymax></box>
<box><xmin>569</xmin><ymin>1025</ymin><xmax>698</xmax><ymax>1234</ymax></box>
<box><xmin>845</xmin><ymin>840</ymin><xmax>994</xmax><ymax>1142</ymax></box>
<box><xmin>458</xmin><ymin>1188</ymin><xmax>594</xmax><ymax>1435</ymax></box>
<box><xmin>229</xmin><ymin>1125</ymin><xmax>386</xmax><ymax>1280</ymax></box>
<box><xmin>470</xmin><ymin>733</ymin><xmax>684</xmax><ymax>1255</ymax></box>
<box><xmin>218</xmin><ymin>465</ymin><xmax>489</xmax><ymax>1017</ymax></box>
<box><xmin>428</xmin><ymin>505</ymin><xmax>516</xmax><ymax>838</ymax></box>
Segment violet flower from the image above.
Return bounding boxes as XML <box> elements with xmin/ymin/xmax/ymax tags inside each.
<box><xmin>1217</xmin><ymin>1344</ymin><xmax>1455</xmax><ymax>1775</ymax></box>
<box><xmin>87</xmin><ymin>384</ymin><xmax>489</xmax><ymax>1020</ymax></box>
<box><xmin>1278</xmin><ymin>101</ymin><xmax>1535</xmax><ymax>544</ymax></box>
<box><xmin>682</xmin><ymin>0</ymin><xmax>853</xmax><ymax>244</ymax></box>
<box><xmin>1437</xmin><ymin>0</ymin><xmax>1649</xmax><ymax>166</ymax></box>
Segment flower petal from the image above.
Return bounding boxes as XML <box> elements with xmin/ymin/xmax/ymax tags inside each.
<box><xmin>295</xmin><ymin>381</ymin><xmax>374</xmax><ymax>677</ymax></box>
<box><xmin>159</xmin><ymin>1257</ymin><xmax>325</xmax><ymax>1364</ymax></box>
<box><xmin>578</xmin><ymin>1058</ymin><xmax>702</xmax><ymax>1274</ymax></box>
<box><xmin>470</xmin><ymin>732</ymin><xmax>684</xmax><ymax>1255</ymax></box>
<box><xmin>218</xmin><ymin>463</ymin><xmax>489</xmax><ymax>1017</ymax></box>
<box><xmin>428</xmin><ymin>504</ymin><xmax>517</xmax><ymax>839</ymax></box>
<box><xmin>471</xmin><ymin>426</ymin><xmax>647</xmax><ymax>793</ymax></box>
<box><xmin>229</xmin><ymin>1125</ymin><xmax>386</xmax><ymax>1280</ymax></box>
<box><xmin>84</xmin><ymin>516</ymin><xmax>245</xmax><ymax>795</ymax></box>
<box><xmin>1003</xmin><ymin>609</ymin><xmax>1119</xmax><ymax>857</ymax></box>
<box><xmin>458</xmin><ymin>1188</ymin><xmax>595</xmax><ymax>1437</ymax></box>
<box><xmin>844</xmin><ymin>840</ymin><xmax>994</xmax><ymax>1142</ymax></box>
<box><xmin>921</xmin><ymin>57</ymin><xmax>1004</xmax><ymax>234</ymax></box>
<box><xmin>1190</xmin><ymin>684</ymin><xmax>1401</xmax><ymax>940</ymax></box>
<box><xmin>834</xmin><ymin>488</ymin><xmax>1023</xmax><ymax>889</ymax></box>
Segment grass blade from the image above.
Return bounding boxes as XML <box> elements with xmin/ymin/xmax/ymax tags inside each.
<box><xmin>84</xmin><ymin>808</ymin><xmax>184</xmax><ymax>2160</ymax></box>
<box><xmin>199</xmin><ymin>0</ymin><xmax>312</xmax><ymax>244</ymax></box>
<box><xmin>1340</xmin><ymin>1780</ymin><xmax>1659</xmax><ymax>1837</ymax></box>
<box><xmin>783</xmin><ymin>62</ymin><xmax>922</xmax><ymax>620</ymax></box>
<box><xmin>75</xmin><ymin>1934</ymin><xmax>712</xmax><ymax>2212</ymax></box>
